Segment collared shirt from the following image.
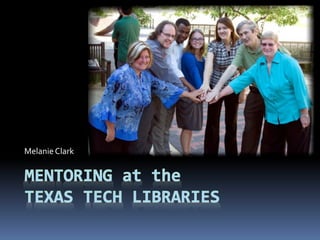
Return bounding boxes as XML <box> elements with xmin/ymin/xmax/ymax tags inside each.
<box><xmin>232</xmin><ymin>42</ymin><xmax>262</xmax><ymax>70</ymax></box>
<box><xmin>146</xmin><ymin>39</ymin><xmax>185</xmax><ymax>89</ymax></box>
<box><xmin>229</xmin><ymin>51</ymin><xmax>312</xmax><ymax>125</ymax></box>
<box><xmin>208</xmin><ymin>39</ymin><xmax>242</xmax><ymax>87</ymax></box>
<box><xmin>88</xmin><ymin>64</ymin><xmax>183</xmax><ymax>141</ymax></box>
<box><xmin>232</xmin><ymin>42</ymin><xmax>291</xmax><ymax>70</ymax></box>
<box><xmin>167</xmin><ymin>41</ymin><xmax>185</xmax><ymax>78</ymax></box>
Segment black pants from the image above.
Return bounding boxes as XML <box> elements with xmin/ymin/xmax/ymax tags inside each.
<box><xmin>261</xmin><ymin>119</ymin><xmax>311</xmax><ymax>156</ymax></box>
<box><xmin>88</xmin><ymin>124</ymin><xmax>132</xmax><ymax>155</ymax></box>
<box><xmin>204</xmin><ymin>93</ymin><xmax>239</xmax><ymax>156</ymax></box>
<box><xmin>128</xmin><ymin>96</ymin><xmax>158</xmax><ymax>155</ymax></box>
<box><xmin>240</xmin><ymin>87</ymin><xmax>265</xmax><ymax>155</ymax></box>
<box><xmin>114</xmin><ymin>42</ymin><xmax>119</xmax><ymax>69</ymax></box>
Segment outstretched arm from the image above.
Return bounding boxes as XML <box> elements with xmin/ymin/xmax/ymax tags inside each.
<box><xmin>205</xmin><ymin>64</ymin><xmax>238</xmax><ymax>102</ymax></box>
<box><xmin>181</xmin><ymin>89</ymin><xmax>204</xmax><ymax>103</ymax></box>
<box><xmin>200</xmin><ymin>51</ymin><xmax>214</xmax><ymax>92</ymax></box>
<box><xmin>208</xmin><ymin>85</ymin><xmax>234</xmax><ymax>104</ymax></box>
<box><xmin>95</xmin><ymin>19</ymin><xmax>117</xmax><ymax>36</ymax></box>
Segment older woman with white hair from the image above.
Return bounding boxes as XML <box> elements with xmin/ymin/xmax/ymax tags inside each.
<box><xmin>209</xmin><ymin>31</ymin><xmax>312</xmax><ymax>156</ymax></box>
<box><xmin>88</xmin><ymin>41</ymin><xmax>203</xmax><ymax>155</ymax></box>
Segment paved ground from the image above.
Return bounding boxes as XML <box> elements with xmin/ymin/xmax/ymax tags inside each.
<box><xmin>169</xmin><ymin>101</ymin><xmax>246</xmax><ymax>155</ymax></box>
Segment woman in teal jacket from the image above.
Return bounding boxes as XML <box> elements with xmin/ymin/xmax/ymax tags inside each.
<box><xmin>210</xmin><ymin>31</ymin><xmax>312</xmax><ymax>155</ymax></box>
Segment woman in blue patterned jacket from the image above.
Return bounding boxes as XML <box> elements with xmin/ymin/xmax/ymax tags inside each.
<box><xmin>88</xmin><ymin>41</ymin><xmax>203</xmax><ymax>155</ymax></box>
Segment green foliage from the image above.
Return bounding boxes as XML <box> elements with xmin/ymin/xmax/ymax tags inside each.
<box><xmin>133</xmin><ymin>7</ymin><xmax>153</xmax><ymax>27</ymax></box>
<box><xmin>90</xmin><ymin>8</ymin><xmax>109</xmax><ymax>17</ymax></box>
<box><xmin>172</xmin><ymin>6</ymin><xmax>311</xmax><ymax>32</ymax></box>
<box><xmin>171</xmin><ymin>6</ymin><xmax>199</xmax><ymax>20</ymax></box>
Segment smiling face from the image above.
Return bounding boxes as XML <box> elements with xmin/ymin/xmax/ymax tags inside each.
<box><xmin>158</xmin><ymin>24</ymin><xmax>176</xmax><ymax>49</ymax></box>
<box><xmin>261</xmin><ymin>39</ymin><xmax>278</xmax><ymax>59</ymax></box>
<box><xmin>238</xmin><ymin>23</ymin><xmax>259</xmax><ymax>48</ymax></box>
<box><xmin>260</xmin><ymin>31</ymin><xmax>280</xmax><ymax>60</ymax></box>
<box><xmin>217</xmin><ymin>22</ymin><xmax>232</xmax><ymax>41</ymax></box>
<box><xmin>132</xmin><ymin>49</ymin><xmax>151</xmax><ymax>73</ymax></box>
<box><xmin>176</xmin><ymin>23</ymin><xmax>191</xmax><ymax>44</ymax></box>
<box><xmin>190</xmin><ymin>31</ymin><xmax>204</xmax><ymax>49</ymax></box>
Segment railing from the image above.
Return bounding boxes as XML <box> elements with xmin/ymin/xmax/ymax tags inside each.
<box><xmin>190</xmin><ymin>24</ymin><xmax>312</xmax><ymax>71</ymax></box>
<box><xmin>280</xmin><ymin>41</ymin><xmax>313</xmax><ymax>62</ymax></box>
<box><xmin>190</xmin><ymin>24</ymin><xmax>215</xmax><ymax>43</ymax></box>
<box><xmin>281</xmin><ymin>41</ymin><xmax>313</xmax><ymax>72</ymax></box>
<box><xmin>190</xmin><ymin>24</ymin><xmax>312</xmax><ymax>61</ymax></box>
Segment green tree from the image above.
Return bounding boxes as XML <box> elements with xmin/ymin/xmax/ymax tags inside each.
<box><xmin>171</xmin><ymin>5</ymin><xmax>311</xmax><ymax>32</ymax></box>
<box><xmin>90</xmin><ymin>7</ymin><xmax>112</xmax><ymax>18</ymax></box>
<box><xmin>133</xmin><ymin>7</ymin><xmax>153</xmax><ymax>27</ymax></box>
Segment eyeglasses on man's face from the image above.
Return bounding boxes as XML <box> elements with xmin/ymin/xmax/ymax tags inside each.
<box><xmin>161</xmin><ymin>31</ymin><xmax>175</xmax><ymax>39</ymax></box>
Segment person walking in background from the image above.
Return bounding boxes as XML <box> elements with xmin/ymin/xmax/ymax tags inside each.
<box><xmin>209</xmin><ymin>31</ymin><xmax>312</xmax><ymax>156</ymax></box>
<box><xmin>112</xmin><ymin>5</ymin><xmax>140</xmax><ymax>68</ymax></box>
<box><xmin>178</xmin><ymin>29</ymin><xmax>206</xmax><ymax>155</ymax></box>
<box><xmin>205</xmin><ymin>19</ymin><xmax>290</xmax><ymax>156</ymax></box>
<box><xmin>88</xmin><ymin>41</ymin><xmax>203</xmax><ymax>155</ymax></box>
<box><xmin>200</xmin><ymin>17</ymin><xmax>242</xmax><ymax>156</ymax></box>
<box><xmin>130</xmin><ymin>20</ymin><xmax>201</xmax><ymax>155</ymax></box>
<box><xmin>94</xmin><ymin>7</ymin><xmax>138</xmax><ymax>69</ymax></box>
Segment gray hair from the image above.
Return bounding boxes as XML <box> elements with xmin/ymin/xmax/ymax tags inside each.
<box><xmin>236</xmin><ymin>19</ymin><xmax>259</xmax><ymax>35</ymax></box>
<box><xmin>261</xmin><ymin>30</ymin><xmax>279</xmax><ymax>44</ymax></box>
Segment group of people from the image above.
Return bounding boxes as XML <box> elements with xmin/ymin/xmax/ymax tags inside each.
<box><xmin>89</xmin><ymin>8</ymin><xmax>312</xmax><ymax>157</ymax></box>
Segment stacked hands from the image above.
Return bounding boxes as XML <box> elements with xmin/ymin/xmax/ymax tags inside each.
<box><xmin>200</xmin><ymin>85</ymin><xmax>220</xmax><ymax>104</ymax></box>
<box><xmin>186</xmin><ymin>85</ymin><xmax>220</xmax><ymax>104</ymax></box>
<box><xmin>198</xmin><ymin>70</ymin><xmax>241</xmax><ymax>104</ymax></box>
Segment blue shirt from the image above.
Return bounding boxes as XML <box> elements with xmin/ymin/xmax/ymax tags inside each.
<box><xmin>181</xmin><ymin>52</ymin><xmax>205</xmax><ymax>89</ymax></box>
<box><xmin>229</xmin><ymin>51</ymin><xmax>312</xmax><ymax>125</ymax></box>
<box><xmin>88</xmin><ymin>64</ymin><xmax>183</xmax><ymax>141</ymax></box>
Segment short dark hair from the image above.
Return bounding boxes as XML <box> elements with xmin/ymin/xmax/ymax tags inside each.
<box><xmin>175</xmin><ymin>18</ymin><xmax>190</xmax><ymax>27</ymax></box>
<box><xmin>120</xmin><ymin>5</ymin><xmax>133</xmax><ymax>15</ymax></box>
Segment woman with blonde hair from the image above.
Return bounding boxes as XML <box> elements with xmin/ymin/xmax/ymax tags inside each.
<box><xmin>88</xmin><ymin>41</ymin><xmax>203</xmax><ymax>155</ymax></box>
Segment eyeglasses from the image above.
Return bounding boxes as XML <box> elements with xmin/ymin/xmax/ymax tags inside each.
<box><xmin>191</xmin><ymin>38</ymin><xmax>204</xmax><ymax>42</ymax></box>
<box><xmin>161</xmin><ymin>31</ymin><xmax>175</xmax><ymax>39</ymax></box>
<box><xmin>261</xmin><ymin>43</ymin><xmax>274</xmax><ymax>47</ymax></box>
